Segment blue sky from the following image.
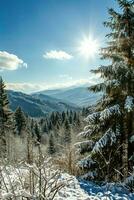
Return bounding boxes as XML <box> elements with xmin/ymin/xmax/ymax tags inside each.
<box><xmin>0</xmin><ymin>0</ymin><xmax>118</xmax><ymax>93</ymax></box>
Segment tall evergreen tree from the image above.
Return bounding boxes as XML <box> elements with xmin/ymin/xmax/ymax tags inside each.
<box><xmin>14</xmin><ymin>106</ymin><xmax>26</xmax><ymax>135</ymax></box>
<box><xmin>42</xmin><ymin>122</ymin><xmax>48</xmax><ymax>134</ymax></box>
<box><xmin>48</xmin><ymin>133</ymin><xmax>56</xmax><ymax>155</ymax></box>
<box><xmin>63</xmin><ymin>119</ymin><xmax>71</xmax><ymax>145</ymax></box>
<box><xmin>30</xmin><ymin>119</ymin><xmax>35</xmax><ymax>137</ymax></box>
<box><xmin>79</xmin><ymin>0</ymin><xmax>134</xmax><ymax>180</ymax></box>
<box><xmin>73</xmin><ymin>112</ymin><xmax>77</xmax><ymax>122</ymax></box>
<box><xmin>62</xmin><ymin>111</ymin><xmax>66</xmax><ymax>122</ymax></box>
<box><xmin>34</xmin><ymin>123</ymin><xmax>41</xmax><ymax>144</ymax></box>
<box><xmin>0</xmin><ymin>77</ymin><xmax>12</xmax><ymax>157</ymax></box>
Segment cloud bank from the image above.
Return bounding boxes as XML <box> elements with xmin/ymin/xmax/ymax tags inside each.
<box><xmin>0</xmin><ymin>51</ymin><xmax>27</xmax><ymax>71</ymax></box>
<box><xmin>43</xmin><ymin>50</ymin><xmax>73</xmax><ymax>60</ymax></box>
<box><xmin>6</xmin><ymin>74</ymin><xmax>101</xmax><ymax>93</ymax></box>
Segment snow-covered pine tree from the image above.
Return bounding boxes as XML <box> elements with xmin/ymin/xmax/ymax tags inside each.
<box><xmin>0</xmin><ymin>77</ymin><xmax>12</xmax><ymax>158</ymax></box>
<box><xmin>78</xmin><ymin>0</ymin><xmax>134</xmax><ymax>180</ymax></box>
<box><xmin>34</xmin><ymin>122</ymin><xmax>41</xmax><ymax>144</ymax></box>
<box><xmin>63</xmin><ymin>118</ymin><xmax>71</xmax><ymax>145</ymax></box>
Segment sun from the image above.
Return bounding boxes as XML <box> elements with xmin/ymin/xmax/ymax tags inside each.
<box><xmin>78</xmin><ymin>36</ymin><xmax>99</xmax><ymax>59</ymax></box>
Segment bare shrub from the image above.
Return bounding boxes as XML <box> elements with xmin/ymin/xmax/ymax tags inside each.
<box><xmin>0</xmin><ymin>145</ymin><xmax>70</xmax><ymax>200</ymax></box>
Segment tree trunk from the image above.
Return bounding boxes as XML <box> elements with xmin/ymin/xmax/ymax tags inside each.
<box><xmin>122</xmin><ymin>114</ymin><xmax>129</xmax><ymax>179</ymax></box>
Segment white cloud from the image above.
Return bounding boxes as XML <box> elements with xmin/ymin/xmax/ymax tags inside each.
<box><xmin>7</xmin><ymin>83</ymin><xmax>43</xmax><ymax>93</ymax></box>
<box><xmin>0</xmin><ymin>51</ymin><xmax>27</xmax><ymax>71</ymax></box>
<box><xmin>6</xmin><ymin>74</ymin><xmax>101</xmax><ymax>93</ymax></box>
<box><xmin>43</xmin><ymin>50</ymin><xmax>73</xmax><ymax>60</ymax></box>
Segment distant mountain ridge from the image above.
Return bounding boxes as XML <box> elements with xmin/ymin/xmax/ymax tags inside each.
<box><xmin>34</xmin><ymin>86</ymin><xmax>102</xmax><ymax>107</ymax></box>
<box><xmin>7</xmin><ymin>90</ymin><xmax>79</xmax><ymax>117</ymax></box>
<box><xmin>7</xmin><ymin>85</ymin><xmax>102</xmax><ymax>117</ymax></box>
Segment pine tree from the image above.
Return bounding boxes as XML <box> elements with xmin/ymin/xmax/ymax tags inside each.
<box><xmin>69</xmin><ymin>114</ymin><xmax>73</xmax><ymax>124</ymax></box>
<box><xmin>79</xmin><ymin>0</ymin><xmax>134</xmax><ymax>180</ymax></box>
<box><xmin>73</xmin><ymin>112</ymin><xmax>77</xmax><ymax>122</ymax></box>
<box><xmin>35</xmin><ymin>123</ymin><xmax>41</xmax><ymax>144</ymax></box>
<box><xmin>42</xmin><ymin>122</ymin><xmax>48</xmax><ymax>134</ymax></box>
<box><xmin>14</xmin><ymin>106</ymin><xmax>26</xmax><ymax>136</ymax></box>
<box><xmin>63</xmin><ymin>119</ymin><xmax>71</xmax><ymax>145</ymax></box>
<box><xmin>48</xmin><ymin>133</ymin><xmax>56</xmax><ymax>155</ymax></box>
<box><xmin>0</xmin><ymin>77</ymin><xmax>12</xmax><ymax>157</ymax></box>
<box><xmin>62</xmin><ymin>111</ymin><xmax>66</xmax><ymax>122</ymax></box>
<box><xmin>48</xmin><ymin>121</ymin><xmax>53</xmax><ymax>131</ymax></box>
<box><xmin>30</xmin><ymin>118</ymin><xmax>35</xmax><ymax>137</ymax></box>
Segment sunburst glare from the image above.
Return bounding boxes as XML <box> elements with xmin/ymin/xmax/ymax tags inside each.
<box><xmin>78</xmin><ymin>35</ymin><xmax>100</xmax><ymax>59</ymax></box>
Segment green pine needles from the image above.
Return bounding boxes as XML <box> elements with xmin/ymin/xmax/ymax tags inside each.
<box><xmin>79</xmin><ymin>0</ymin><xmax>134</xmax><ymax>181</ymax></box>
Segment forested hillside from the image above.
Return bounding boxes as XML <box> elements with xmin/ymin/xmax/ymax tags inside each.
<box><xmin>8</xmin><ymin>90</ymin><xmax>80</xmax><ymax>117</ymax></box>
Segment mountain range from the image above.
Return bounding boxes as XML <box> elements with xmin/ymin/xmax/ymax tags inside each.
<box><xmin>34</xmin><ymin>86</ymin><xmax>101</xmax><ymax>107</ymax></box>
<box><xmin>7</xmin><ymin>86</ymin><xmax>102</xmax><ymax>117</ymax></box>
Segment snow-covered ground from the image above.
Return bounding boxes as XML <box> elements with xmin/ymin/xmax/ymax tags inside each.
<box><xmin>0</xmin><ymin>166</ymin><xmax>134</xmax><ymax>200</ymax></box>
<box><xmin>55</xmin><ymin>174</ymin><xmax>134</xmax><ymax>200</ymax></box>
<box><xmin>79</xmin><ymin>179</ymin><xmax>134</xmax><ymax>200</ymax></box>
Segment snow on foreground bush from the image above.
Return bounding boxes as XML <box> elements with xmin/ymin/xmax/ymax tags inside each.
<box><xmin>0</xmin><ymin>161</ymin><xmax>90</xmax><ymax>200</ymax></box>
<box><xmin>0</xmin><ymin>161</ymin><xmax>67</xmax><ymax>200</ymax></box>
<box><xmin>0</xmin><ymin>163</ymin><xmax>134</xmax><ymax>200</ymax></box>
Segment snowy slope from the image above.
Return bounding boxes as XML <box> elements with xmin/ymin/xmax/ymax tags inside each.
<box><xmin>79</xmin><ymin>180</ymin><xmax>134</xmax><ymax>200</ymax></box>
<box><xmin>1</xmin><ymin>166</ymin><xmax>134</xmax><ymax>200</ymax></box>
